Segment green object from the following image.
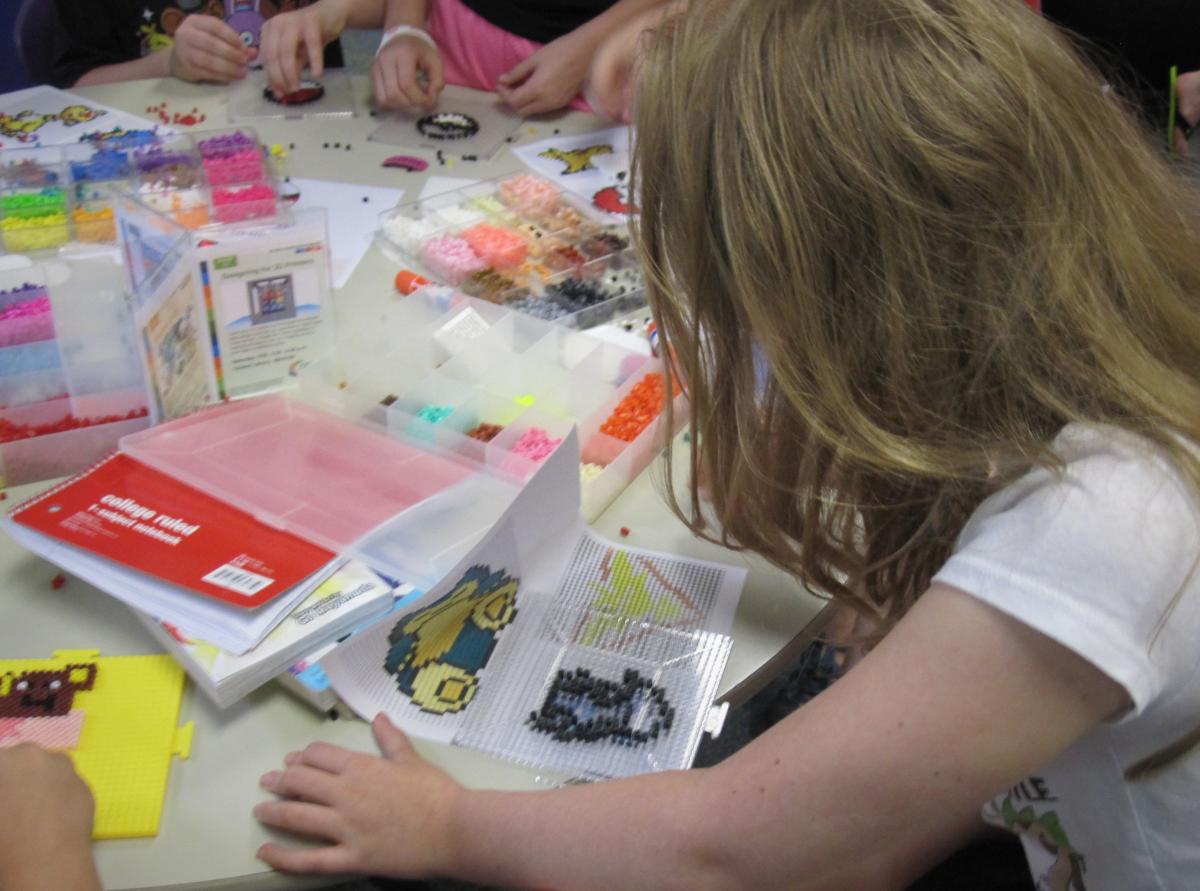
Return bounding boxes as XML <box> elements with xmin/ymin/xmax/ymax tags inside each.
<box><xmin>1</xmin><ymin>189</ymin><xmax>66</xmax><ymax>219</ymax></box>
<box><xmin>581</xmin><ymin>552</ymin><xmax>685</xmax><ymax>646</ymax></box>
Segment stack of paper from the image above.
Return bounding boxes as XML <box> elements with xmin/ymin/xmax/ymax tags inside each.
<box><xmin>135</xmin><ymin>561</ymin><xmax>401</xmax><ymax>708</ymax></box>
<box><xmin>4</xmin><ymin>452</ymin><xmax>339</xmax><ymax>655</ymax></box>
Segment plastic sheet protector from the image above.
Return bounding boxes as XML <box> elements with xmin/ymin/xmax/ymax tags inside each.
<box><xmin>118</xmin><ymin>393</ymin><xmax>519</xmax><ymax>586</ymax></box>
<box><xmin>323</xmin><ymin>433</ymin><xmax>745</xmax><ymax>780</ymax></box>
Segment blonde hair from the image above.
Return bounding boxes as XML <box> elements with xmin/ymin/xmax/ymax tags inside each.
<box><xmin>633</xmin><ymin>0</ymin><xmax>1200</xmax><ymax>663</ymax></box>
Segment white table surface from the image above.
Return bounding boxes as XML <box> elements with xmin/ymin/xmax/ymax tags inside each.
<box><xmin>0</xmin><ymin>76</ymin><xmax>827</xmax><ymax>890</ymax></box>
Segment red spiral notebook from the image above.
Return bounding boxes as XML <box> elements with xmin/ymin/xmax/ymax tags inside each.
<box><xmin>10</xmin><ymin>453</ymin><xmax>335</xmax><ymax>609</ymax></box>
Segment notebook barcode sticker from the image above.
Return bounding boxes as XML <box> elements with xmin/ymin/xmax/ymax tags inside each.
<box><xmin>201</xmin><ymin>563</ymin><xmax>274</xmax><ymax>597</ymax></box>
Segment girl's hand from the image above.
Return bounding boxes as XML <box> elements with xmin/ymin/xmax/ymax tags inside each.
<box><xmin>497</xmin><ymin>30</ymin><xmax>595</xmax><ymax>116</ymax></box>
<box><xmin>372</xmin><ymin>37</ymin><xmax>445</xmax><ymax>111</ymax></box>
<box><xmin>255</xmin><ymin>714</ymin><xmax>464</xmax><ymax>878</ymax></box>
<box><xmin>260</xmin><ymin>1</ymin><xmax>348</xmax><ymax>96</ymax></box>
<box><xmin>0</xmin><ymin>745</ymin><xmax>101</xmax><ymax>891</ymax></box>
<box><xmin>1175</xmin><ymin>69</ymin><xmax>1200</xmax><ymax>155</ymax></box>
<box><xmin>169</xmin><ymin>14</ymin><xmax>256</xmax><ymax>83</ymax></box>
<box><xmin>585</xmin><ymin>13</ymin><xmax>648</xmax><ymax>123</ymax></box>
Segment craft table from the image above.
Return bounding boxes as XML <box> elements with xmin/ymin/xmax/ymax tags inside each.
<box><xmin>0</xmin><ymin>76</ymin><xmax>827</xmax><ymax>891</ymax></box>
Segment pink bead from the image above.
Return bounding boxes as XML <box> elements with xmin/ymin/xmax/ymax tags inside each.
<box><xmin>509</xmin><ymin>427</ymin><xmax>562</xmax><ymax>462</ymax></box>
<box><xmin>211</xmin><ymin>182</ymin><xmax>276</xmax><ymax>223</ymax></box>
<box><xmin>461</xmin><ymin>223</ymin><xmax>528</xmax><ymax>269</ymax></box>
<box><xmin>497</xmin><ymin>174</ymin><xmax>561</xmax><ymax>217</ymax></box>
<box><xmin>420</xmin><ymin>235</ymin><xmax>487</xmax><ymax>285</ymax></box>
<box><xmin>202</xmin><ymin>149</ymin><xmax>264</xmax><ymax>185</ymax></box>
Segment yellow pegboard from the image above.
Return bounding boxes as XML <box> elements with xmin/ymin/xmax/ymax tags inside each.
<box><xmin>0</xmin><ymin>650</ymin><xmax>192</xmax><ymax>839</ymax></box>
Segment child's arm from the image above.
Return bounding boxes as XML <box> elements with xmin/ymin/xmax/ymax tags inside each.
<box><xmin>260</xmin><ymin>0</ymin><xmax>387</xmax><ymax>96</ymax></box>
<box><xmin>495</xmin><ymin>0</ymin><xmax>674</xmax><ymax>116</ymax></box>
<box><xmin>372</xmin><ymin>1</ymin><xmax>444</xmax><ymax>111</ymax></box>
<box><xmin>55</xmin><ymin>4</ymin><xmax>252</xmax><ymax>87</ymax></box>
<box><xmin>0</xmin><ymin>746</ymin><xmax>101</xmax><ymax>891</ymax></box>
<box><xmin>255</xmin><ymin>583</ymin><xmax>1127</xmax><ymax>890</ymax></box>
<box><xmin>71</xmin><ymin>52</ymin><xmax>173</xmax><ymax>88</ymax></box>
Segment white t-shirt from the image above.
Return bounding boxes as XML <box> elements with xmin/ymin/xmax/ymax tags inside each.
<box><xmin>931</xmin><ymin>424</ymin><xmax>1200</xmax><ymax>891</ymax></box>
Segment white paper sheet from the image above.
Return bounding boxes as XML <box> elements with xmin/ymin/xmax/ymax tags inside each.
<box><xmin>512</xmin><ymin>126</ymin><xmax>634</xmax><ymax>221</ymax></box>
<box><xmin>287</xmin><ymin>178</ymin><xmax>405</xmax><ymax>288</ymax></box>
<box><xmin>0</xmin><ymin>86</ymin><xmax>170</xmax><ymax>148</ymax></box>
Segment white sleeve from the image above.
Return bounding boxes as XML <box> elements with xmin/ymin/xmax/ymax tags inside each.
<box><xmin>932</xmin><ymin>429</ymin><xmax>1200</xmax><ymax>716</ymax></box>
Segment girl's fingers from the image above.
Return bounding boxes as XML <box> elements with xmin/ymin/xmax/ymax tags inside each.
<box><xmin>261</xmin><ymin>764</ymin><xmax>342</xmax><ymax>805</ymax></box>
<box><xmin>499</xmin><ymin>55</ymin><xmax>535</xmax><ymax>87</ymax></box>
<box><xmin>256</xmin><ymin>840</ymin><xmax>352</xmax><ymax>875</ymax></box>
<box><xmin>426</xmin><ymin>51</ymin><xmax>446</xmax><ymax>95</ymax></box>
<box><xmin>253</xmin><ymin>799</ymin><xmax>344</xmax><ymax>843</ymax></box>
<box><xmin>297</xmin><ymin>741</ymin><xmax>356</xmax><ymax>774</ymax></box>
<box><xmin>303</xmin><ymin>17</ymin><xmax>325</xmax><ymax>80</ymax></box>
<box><xmin>372</xmin><ymin>713</ymin><xmax>416</xmax><ymax>761</ymax></box>
<box><xmin>190</xmin><ymin>29</ymin><xmax>249</xmax><ymax>69</ymax></box>
<box><xmin>192</xmin><ymin>14</ymin><xmax>248</xmax><ymax>53</ymax></box>
<box><xmin>371</xmin><ymin>64</ymin><xmax>387</xmax><ymax>107</ymax></box>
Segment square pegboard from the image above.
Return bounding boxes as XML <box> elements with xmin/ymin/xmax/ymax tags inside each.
<box><xmin>228</xmin><ymin>70</ymin><xmax>356</xmax><ymax>122</ymax></box>
<box><xmin>368</xmin><ymin>88</ymin><xmax>525</xmax><ymax>161</ymax></box>
<box><xmin>454</xmin><ymin>603</ymin><xmax>731</xmax><ymax>780</ymax></box>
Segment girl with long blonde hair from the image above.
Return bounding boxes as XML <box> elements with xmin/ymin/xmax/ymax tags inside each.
<box><xmin>255</xmin><ymin>2</ymin><xmax>1200</xmax><ymax>888</ymax></box>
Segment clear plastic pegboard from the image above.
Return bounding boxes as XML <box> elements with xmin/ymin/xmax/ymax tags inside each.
<box><xmin>454</xmin><ymin>603</ymin><xmax>732</xmax><ymax>780</ymax></box>
<box><xmin>229</xmin><ymin>70</ymin><xmax>356</xmax><ymax>122</ymax></box>
<box><xmin>367</xmin><ymin>88</ymin><xmax>524</xmax><ymax>161</ymax></box>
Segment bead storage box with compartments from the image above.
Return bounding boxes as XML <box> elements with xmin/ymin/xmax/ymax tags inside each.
<box><xmin>297</xmin><ymin>287</ymin><xmax>684</xmax><ymax>523</ymax></box>
<box><xmin>0</xmin><ymin>142</ymin><xmax>145</xmax><ymax>250</ymax></box>
<box><xmin>0</xmin><ymin>128</ymin><xmax>279</xmax><ymax>252</ymax></box>
<box><xmin>127</xmin><ymin>128</ymin><xmax>279</xmax><ymax>230</ymax></box>
<box><xmin>0</xmin><ymin>256</ymin><xmax>150</xmax><ymax>486</ymax></box>
<box><xmin>378</xmin><ymin>173</ymin><xmax>646</xmax><ymax>329</ymax></box>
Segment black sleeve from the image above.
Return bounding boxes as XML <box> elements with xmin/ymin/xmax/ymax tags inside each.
<box><xmin>50</xmin><ymin>0</ymin><xmax>132</xmax><ymax>88</ymax></box>
<box><xmin>1043</xmin><ymin>0</ymin><xmax>1200</xmax><ymax>125</ymax></box>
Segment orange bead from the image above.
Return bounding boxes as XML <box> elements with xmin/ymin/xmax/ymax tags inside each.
<box><xmin>395</xmin><ymin>269</ymin><xmax>431</xmax><ymax>295</ymax></box>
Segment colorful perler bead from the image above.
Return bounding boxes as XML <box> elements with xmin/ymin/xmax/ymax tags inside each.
<box><xmin>416</xmin><ymin>404</ymin><xmax>455</xmax><ymax>424</ymax></box>
<box><xmin>211</xmin><ymin>182</ymin><xmax>276</xmax><ymax>224</ymax></box>
<box><xmin>383</xmin><ymin>215</ymin><xmax>441</xmax><ymax>255</ymax></box>
<box><xmin>600</xmin><ymin>372</ymin><xmax>666</xmax><ymax>443</ymax></box>
<box><xmin>497</xmin><ymin>174</ymin><xmax>561</xmax><ymax>217</ymax></box>
<box><xmin>580</xmin><ymin>462</ymin><xmax>605</xmax><ymax>482</ymax></box>
<box><xmin>420</xmin><ymin>235</ymin><xmax>487</xmax><ymax>285</ymax></box>
<box><xmin>509</xmin><ymin>427</ymin><xmax>562</xmax><ymax>462</ymax></box>
<box><xmin>461</xmin><ymin>223</ymin><xmax>528</xmax><ymax>269</ymax></box>
<box><xmin>466</xmin><ymin>422</ymin><xmax>504</xmax><ymax>442</ymax></box>
<box><xmin>72</xmin><ymin>206</ymin><xmax>116</xmax><ymax>243</ymax></box>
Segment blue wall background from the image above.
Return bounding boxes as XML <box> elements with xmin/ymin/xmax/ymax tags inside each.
<box><xmin>2</xmin><ymin>0</ymin><xmax>35</xmax><ymax>92</ymax></box>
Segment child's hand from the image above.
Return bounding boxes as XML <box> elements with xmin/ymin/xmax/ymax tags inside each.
<box><xmin>255</xmin><ymin>714</ymin><xmax>464</xmax><ymax>878</ymax></box>
<box><xmin>1175</xmin><ymin>69</ymin><xmax>1200</xmax><ymax>155</ymax></box>
<box><xmin>260</xmin><ymin>2</ymin><xmax>346</xmax><ymax>96</ymax></box>
<box><xmin>373</xmin><ymin>38</ymin><xmax>445</xmax><ymax>111</ymax></box>
<box><xmin>0</xmin><ymin>745</ymin><xmax>101</xmax><ymax>891</ymax></box>
<box><xmin>585</xmin><ymin>13</ymin><xmax>654</xmax><ymax>123</ymax></box>
<box><xmin>497</xmin><ymin>30</ymin><xmax>595</xmax><ymax>116</ymax></box>
<box><xmin>168</xmin><ymin>14</ymin><xmax>255</xmax><ymax>83</ymax></box>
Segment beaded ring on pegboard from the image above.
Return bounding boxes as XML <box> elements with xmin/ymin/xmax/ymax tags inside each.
<box><xmin>417</xmin><ymin>112</ymin><xmax>481</xmax><ymax>141</ymax></box>
<box><xmin>263</xmin><ymin>81</ymin><xmax>325</xmax><ymax>106</ymax></box>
